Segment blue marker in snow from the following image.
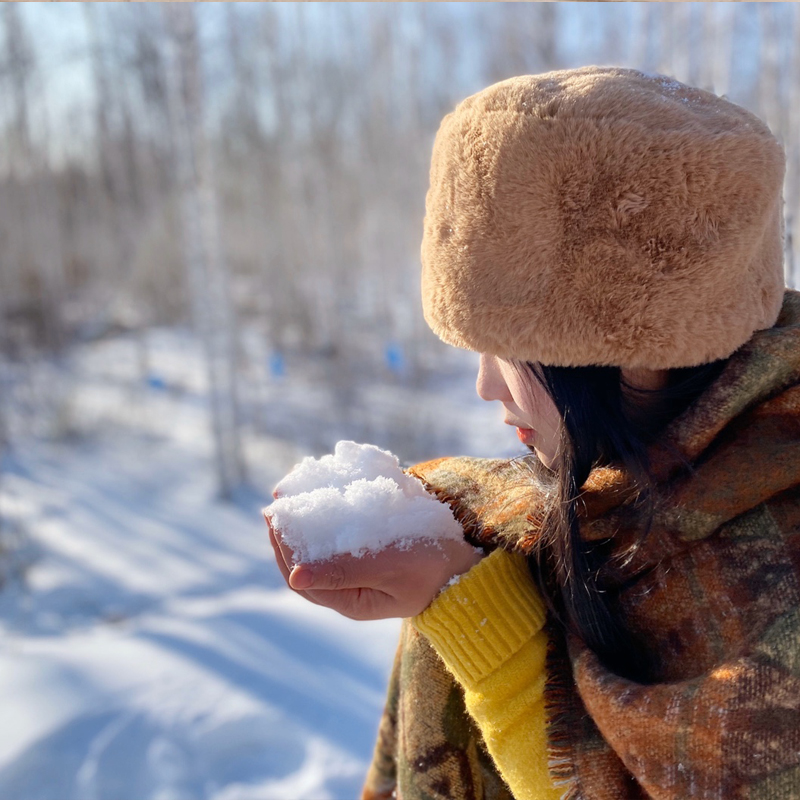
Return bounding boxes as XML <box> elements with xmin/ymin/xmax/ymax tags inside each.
<box><xmin>385</xmin><ymin>342</ymin><xmax>405</xmax><ymax>375</ymax></box>
<box><xmin>147</xmin><ymin>375</ymin><xmax>166</xmax><ymax>391</ymax></box>
<box><xmin>269</xmin><ymin>351</ymin><xmax>286</xmax><ymax>379</ymax></box>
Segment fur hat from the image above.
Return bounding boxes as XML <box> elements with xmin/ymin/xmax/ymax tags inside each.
<box><xmin>421</xmin><ymin>66</ymin><xmax>786</xmax><ymax>369</ymax></box>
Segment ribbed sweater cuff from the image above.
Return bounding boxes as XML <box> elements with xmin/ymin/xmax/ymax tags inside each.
<box><xmin>413</xmin><ymin>549</ymin><xmax>547</xmax><ymax>689</ymax></box>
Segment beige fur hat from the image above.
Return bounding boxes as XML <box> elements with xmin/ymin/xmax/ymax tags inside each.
<box><xmin>421</xmin><ymin>66</ymin><xmax>786</xmax><ymax>368</ymax></box>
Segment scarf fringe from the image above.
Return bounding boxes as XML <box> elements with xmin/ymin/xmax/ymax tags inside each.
<box><xmin>544</xmin><ymin>620</ymin><xmax>587</xmax><ymax>800</ymax></box>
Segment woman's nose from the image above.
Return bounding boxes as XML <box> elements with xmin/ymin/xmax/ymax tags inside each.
<box><xmin>476</xmin><ymin>354</ymin><xmax>511</xmax><ymax>402</ymax></box>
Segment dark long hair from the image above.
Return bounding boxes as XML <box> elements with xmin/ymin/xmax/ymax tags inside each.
<box><xmin>524</xmin><ymin>360</ymin><xmax>726</xmax><ymax>679</ymax></box>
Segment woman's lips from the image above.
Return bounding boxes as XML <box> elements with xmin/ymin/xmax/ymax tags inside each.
<box><xmin>516</xmin><ymin>427</ymin><xmax>536</xmax><ymax>444</ymax></box>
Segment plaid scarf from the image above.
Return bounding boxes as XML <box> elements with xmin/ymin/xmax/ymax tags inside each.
<box><xmin>362</xmin><ymin>290</ymin><xmax>800</xmax><ymax>800</ymax></box>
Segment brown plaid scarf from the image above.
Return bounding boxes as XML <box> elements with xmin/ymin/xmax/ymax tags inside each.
<box><xmin>362</xmin><ymin>290</ymin><xmax>800</xmax><ymax>800</ymax></box>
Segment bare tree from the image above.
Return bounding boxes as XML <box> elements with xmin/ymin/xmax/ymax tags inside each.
<box><xmin>2</xmin><ymin>4</ymin><xmax>66</xmax><ymax>355</ymax></box>
<box><xmin>671</xmin><ymin>3</ymin><xmax>693</xmax><ymax>83</ymax></box>
<box><xmin>757</xmin><ymin>4</ymin><xmax>785</xmax><ymax>138</ymax></box>
<box><xmin>163</xmin><ymin>3</ymin><xmax>244</xmax><ymax>497</ymax></box>
<box><xmin>84</xmin><ymin>4</ymin><xmax>141</xmax><ymax>332</ymax></box>
<box><xmin>709</xmin><ymin>3</ymin><xmax>736</xmax><ymax>97</ymax></box>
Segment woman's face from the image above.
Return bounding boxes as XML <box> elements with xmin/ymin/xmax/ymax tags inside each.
<box><xmin>476</xmin><ymin>354</ymin><xmax>562</xmax><ymax>468</ymax></box>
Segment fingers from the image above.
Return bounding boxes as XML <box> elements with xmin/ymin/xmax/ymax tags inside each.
<box><xmin>265</xmin><ymin>512</ymin><xmax>299</xmax><ymax>587</ymax></box>
<box><xmin>289</xmin><ymin>565</ymin><xmax>315</xmax><ymax>590</ymax></box>
<box><xmin>302</xmin><ymin>587</ymin><xmax>393</xmax><ymax>621</ymax></box>
<box><xmin>265</xmin><ymin>526</ymin><xmax>390</xmax><ymax>618</ymax></box>
<box><xmin>287</xmin><ymin>543</ymin><xmax>444</xmax><ymax>593</ymax></box>
<box><xmin>267</xmin><ymin>521</ymin><xmax>292</xmax><ymax>585</ymax></box>
<box><xmin>294</xmin><ymin>553</ymin><xmax>377</xmax><ymax>592</ymax></box>
<box><xmin>264</xmin><ymin>511</ymin><xmax>296</xmax><ymax>572</ymax></box>
<box><xmin>265</xmin><ymin>513</ymin><xmax>328</xmax><ymax>607</ymax></box>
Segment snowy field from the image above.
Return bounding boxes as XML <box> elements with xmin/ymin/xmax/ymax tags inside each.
<box><xmin>0</xmin><ymin>330</ymin><xmax>513</xmax><ymax>800</ymax></box>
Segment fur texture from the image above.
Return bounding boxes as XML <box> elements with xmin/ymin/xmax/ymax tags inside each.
<box><xmin>421</xmin><ymin>66</ymin><xmax>786</xmax><ymax>368</ymax></box>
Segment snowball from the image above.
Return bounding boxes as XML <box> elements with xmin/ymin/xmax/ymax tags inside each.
<box><xmin>266</xmin><ymin>441</ymin><xmax>463</xmax><ymax>562</ymax></box>
<box><xmin>272</xmin><ymin>441</ymin><xmax>406</xmax><ymax>498</ymax></box>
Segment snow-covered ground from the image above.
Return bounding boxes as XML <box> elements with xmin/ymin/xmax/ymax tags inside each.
<box><xmin>0</xmin><ymin>329</ymin><xmax>516</xmax><ymax>800</ymax></box>
<box><xmin>0</xmin><ymin>433</ymin><xmax>404</xmax><ymax>800</ymax></box>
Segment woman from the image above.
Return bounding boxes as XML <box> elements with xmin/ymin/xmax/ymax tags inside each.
<box><xmin>269</xmin><ymin>67</ymin><xmax>800</xmax><ymax>799</ymax></box>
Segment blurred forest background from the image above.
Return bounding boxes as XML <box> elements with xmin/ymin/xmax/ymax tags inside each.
<box><xmin>1</xmin><ymin>2</ymin><xmax>799</xmax><ymax>498</ymax></box>
<box><xmin>2</xmin><ymin>5</ymin><xmax>800</xmax><ymax>799</ymax></box>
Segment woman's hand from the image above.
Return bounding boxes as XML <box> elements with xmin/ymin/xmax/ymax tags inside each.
<box><xmin>265</xmin><ymin>512</ymin><xmax>484</xmax><ymax>620</ymax></box>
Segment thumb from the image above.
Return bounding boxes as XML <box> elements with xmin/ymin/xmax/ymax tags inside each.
<box><xmin>289</xmin><ymin>556</ymin><xmax>372</xmax><ymax>592</ymax></box>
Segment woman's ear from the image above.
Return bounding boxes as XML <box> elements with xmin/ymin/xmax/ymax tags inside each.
<box><xmin>620</xmin><ymin>368</ymin><xmax>670</xmax><ymax>393</ymax></box>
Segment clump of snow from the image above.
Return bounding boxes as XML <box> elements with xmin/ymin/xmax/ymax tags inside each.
<box><xmin>272</xmin><ymin>441</ymin><xmax>401</xmax><ymax>498</ymax></box>
<box><xmin>445</xmin><ymin>572</ymin><xmax>464</xmax><ymax>589</ymax></box>
<box><xmin>266</xmin><ymin>441</ymin><xmax>463</xmax><ymax>562</ymax></box>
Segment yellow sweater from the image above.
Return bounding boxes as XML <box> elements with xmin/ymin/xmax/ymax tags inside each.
<box><xmin>413</xmin><ymin>549</ymin><xmax>562</xmax><ymax>800</ymax></box>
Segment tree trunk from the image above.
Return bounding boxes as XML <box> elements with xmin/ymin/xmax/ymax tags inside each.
<box><xmin>163</xmin><ymin>3</ymin><xmax>245</xmax><ymax>498</ymax></box>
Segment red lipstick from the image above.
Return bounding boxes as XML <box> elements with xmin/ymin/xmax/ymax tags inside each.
<box><xmin>516</xmin><ymin>427</ymin><xmax>536</xmax><ymax>445</ymax></box>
